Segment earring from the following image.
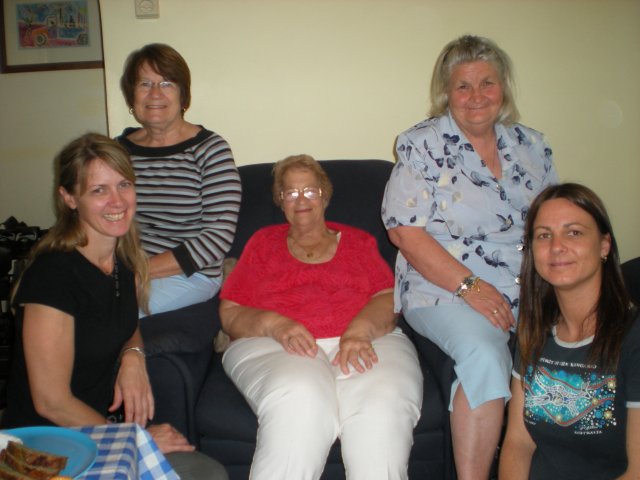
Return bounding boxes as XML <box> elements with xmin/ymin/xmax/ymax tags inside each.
<box><xmin>602</xmin><ymin>255</ymin><xmax>608</xmax><ymax>263</ymax></box>
<box><xmin>129</xmin><ymin>107</ymin><xmax>134</xmax><ymax>115</ymax></box>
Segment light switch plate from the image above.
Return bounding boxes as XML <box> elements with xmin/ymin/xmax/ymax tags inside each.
<box><xmin>135</xmin><ymin>0</ymin><xmax>159</xmax><ymax>19</ymax></box>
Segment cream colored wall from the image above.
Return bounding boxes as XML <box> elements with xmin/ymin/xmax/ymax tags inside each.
<box><xmin>0</xmin><ymin>69</ymin><xmax>107</xmax><ymax>227</ymax></box>
<box><xmin>1</xmin><ymin>0</ymin><xmax>638</xmax><ymax>261</ymax></box>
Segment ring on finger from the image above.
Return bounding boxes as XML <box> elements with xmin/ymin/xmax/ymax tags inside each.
<box><xmin>492</xmin><ymin>309</ymin><xmax>499</xmax><ymax>315</ymax></box>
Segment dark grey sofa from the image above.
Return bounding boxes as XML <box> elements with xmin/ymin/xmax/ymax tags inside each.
<box><xmin>194</xmin><ymin>160</ymin><xmax>454</xmax><ymax>479</ymax></box>
<box><xmin>142</xmin><ymin>159</ymin><xmax>456</xmax><ymax>479</ymax></box>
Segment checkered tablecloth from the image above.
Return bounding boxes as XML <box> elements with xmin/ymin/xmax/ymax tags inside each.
<box><xmin>75</xmin><ymin>423</ymin><xmax>180</xmax><ymax>480</ymax></box>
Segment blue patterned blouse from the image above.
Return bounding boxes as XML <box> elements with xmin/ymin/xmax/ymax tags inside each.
<box><xmin>382</xmin><ymin>112</ymin><xmax>558</xmax><ymax>313</ymax></box>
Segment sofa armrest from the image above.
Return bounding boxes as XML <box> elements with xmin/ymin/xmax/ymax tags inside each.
<box><xmin>140</xmin><ymin>296</ymin><xmax>221</xmax><ymax>445</ymax></box>
<box><xmin>147</xmin><ymin>349</ymin><xmax>213</xmax><ymax>446</ymax></box>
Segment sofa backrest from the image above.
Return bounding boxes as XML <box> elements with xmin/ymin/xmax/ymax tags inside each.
<box><xmin>228</xmin><ymin>159</ymin><xmax>398</xmax><ymax>268</ymax></box>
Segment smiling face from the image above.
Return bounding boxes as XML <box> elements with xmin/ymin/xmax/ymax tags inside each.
<box><xmin>60</xmin><ymin>158</ymin><xmax>136</xmax><ymax>248</ymax></box>
<box><xmin>448</xmin><ymin>60</ymin><xmax>504</xmax><ymax>136</ymax></box>
<box><xmin>280</xmin><ymin>167</ymin><xmax>326</xmax><ymax>229</ymax></box>
<box><xmin>132</xmin><ymin>62</ymin><xmax>183</xmax><ymax>131</ymax></box>
<box><xmin>532</xmin><ymin>198</ymin><xmax>611</xmax><ymax>294</ymax></box>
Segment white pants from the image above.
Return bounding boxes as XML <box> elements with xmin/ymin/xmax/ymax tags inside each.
<box><xmin>140</xmin><ymin>272</ymin><xmax>221</xmax><ymax>317</ymax></box>
<box><xmin>222</xmin><ymin>328</ymin><xmax>423</xmax><ymax>480</ymax></box>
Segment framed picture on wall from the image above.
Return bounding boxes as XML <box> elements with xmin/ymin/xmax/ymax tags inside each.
<box><xmin>0</xmin><ymin>0</ymin><xmax>103</xmax><ymax>73</ymax></box>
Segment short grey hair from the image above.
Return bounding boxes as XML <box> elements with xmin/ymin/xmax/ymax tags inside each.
<box><xmin>429</xmin><ymin>35</ymin><xmax>520</xmax><ymax>125</ymax></box>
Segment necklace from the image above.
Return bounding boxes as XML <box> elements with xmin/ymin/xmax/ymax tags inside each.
<box><xmin>112</xmin><ymin>256</ymin><xmax>120</xmax><ymax>297</ymax></box>
<box><xmin>290</xmin><ymin>238</ymin><xmax>323</xmax><ymax>259</ymax></box>
<box><xmin>288</xmin><ymin>230</ymin><xmax>337</xmax><ymax>261</ymax></box>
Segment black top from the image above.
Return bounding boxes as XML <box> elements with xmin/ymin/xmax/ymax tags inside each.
<box><xmin>2</xmin><ymin>250</ymin><xmax>138</xmax><ymax>427</ymax></box>
<box><xmin>514</xmin><ymin>309</ymin><xmax>640</xmax><ymax>479</ymax></box>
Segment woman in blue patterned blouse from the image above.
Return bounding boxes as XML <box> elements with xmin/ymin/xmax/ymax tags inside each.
<box><xmin>382</xmin><ymin>35</ymin><xmax>558</xmax><ymax>479</ymax></box>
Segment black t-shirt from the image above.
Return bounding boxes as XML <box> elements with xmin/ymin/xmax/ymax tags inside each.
<box><xmin>2</xmin><ymin>250</ymin><xmax>138</xmax><ymax>427</ymax></box>
<box><xmin>513</xmin><ymin>310</ymin><xmax>640</xmax><ymax>479</ymax></box>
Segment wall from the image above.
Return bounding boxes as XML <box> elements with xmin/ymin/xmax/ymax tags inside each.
<box><xmin>100</xmin><ymin>0</ymin><xmax>640</xmax><ymax>261</ymax></box>
<box><xmin>0</xmin><ymin>70</ymin><xmax>107</xmax><ymax>228</ymax></box>
<box><xmin>2</xmin><ymin>0</ymin><xmax>639</xmax><ymax>262</ymax></box>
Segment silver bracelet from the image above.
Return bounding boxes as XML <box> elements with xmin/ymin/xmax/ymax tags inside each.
<box><xmin>120</xmin><ymin>346</ymin><xmax>146</xmax><ymax>361</ymax></box>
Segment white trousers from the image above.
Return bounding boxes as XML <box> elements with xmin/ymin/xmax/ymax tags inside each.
<box><xmin>222</xmin><ymin>328</ymin><xmax>423</xmax><ymax>480</ymax></box>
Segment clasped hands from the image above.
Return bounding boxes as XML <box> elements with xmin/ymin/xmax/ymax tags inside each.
<box><xmin>272</xmin><ymin>318</ymin><xmax>377</xmax><ymax>375</ymax></box>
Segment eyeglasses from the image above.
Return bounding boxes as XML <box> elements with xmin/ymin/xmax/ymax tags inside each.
<box><xmin>280</xmin><ymin>187</ymin><xmax>322</xmax><ymax>202</ymax></box>
<box><xmin>136</xmin><ymin>80</ymin><xmax>177</xmax><ymax>91</ymax></box>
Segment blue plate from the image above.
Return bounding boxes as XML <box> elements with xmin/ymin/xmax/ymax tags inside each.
<box><xmin>3</xmin><ymin>426</ymin><xmax>97</xmax><ymax>478</ymax></box>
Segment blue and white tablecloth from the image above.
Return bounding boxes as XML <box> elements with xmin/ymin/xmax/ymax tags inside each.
<box><xmin>76</xmin><ymin>423</ymin><xmax>179</xmax><ymax>480</ymax></box>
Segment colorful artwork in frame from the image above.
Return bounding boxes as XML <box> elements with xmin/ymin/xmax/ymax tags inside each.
<box><xmin>0</xmin><ymin>0</ymin><xmax>103</xmax><ymax>73</ymax></box>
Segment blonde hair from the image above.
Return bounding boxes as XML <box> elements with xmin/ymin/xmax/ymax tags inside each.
<box><xmin>14</xmin><ymin>133</ymin><xmax>149</xmax><ymax>312</ymax></box>
<box><xmin>271</xmin><ymin>154</ymin><xmax>333</xmax><ymax>207</ymax></box>
<box><xmin>429</xmin><ymin>35</ymin><xmax>520</xmax><ymax>125</ymax></box>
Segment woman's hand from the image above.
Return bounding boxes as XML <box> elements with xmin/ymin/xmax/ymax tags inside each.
<box><xmin>331</xmin><ymin>290</ymin><xmax>395</xmax><ymax>374</ymax></box>
<box><xmin>462</xmin><ymin>279</ymin><xmax>515</xmax><ymax>331</ymax></box>
<box><xmin>147</xmin><ymin>424</ymin><xmax>195</xmax><ymax>454</ymax></box>
<box><xmin>221</xmin><ymin>300</ymin><xmax>318</xmax><ymax>357</ymax></box>
<box><xmin>332</xmin><ymin>332</ymin><xmax>378</xmax><ymax>375</ymax></box>
<box><xmin>270</xmin><ymin>316</ymin><xmax>318</xmax><ymax>358</ymax></box>
<box><xmin>109</xmin><ymin>350</ymin><xmax>154</xmax><ymax>426</ymax></box>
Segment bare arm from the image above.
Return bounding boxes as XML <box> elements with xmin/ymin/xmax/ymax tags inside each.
<box><xmin>148</xmin><ymin>251</ymin><xmax>182</xmax><ymax>279</ymax></box>
<box><xmin>499</xmin><ymin>377</ymin><xmax>536</xmax><ymax>479</ymax></box>
<box><xmin>388</xmin><ymin>225</ymin><xmax>514</xmax><ymax>330</ymax></box>
<box><xmin>333</xmin><ymin>289</ymin><xmax>397</xmax><ymax>374</ymax></box>
<box><xmin>109</xmin><ymin>327</ymin><xmax>154</xmax><ymax>426</ymax></box>
<box><xmin>617</xmin><ymin>408</ymin><xmax>640</xmax><ymax>479</ymax></box>
<box><xmin>23</xmin><ymin>304</ymin><xmax>106</xmax><ymax>426</ymax></box>
<box><xmin>220</xmin><ymin>299</ymin><xmax>318</xmax><ymax>357</ymax></box>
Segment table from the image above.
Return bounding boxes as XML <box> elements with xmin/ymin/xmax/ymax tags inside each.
<box><xmin>76</xmin><ymin>423</ymin><xmax>180</xmax><ymax>480</ymax></box>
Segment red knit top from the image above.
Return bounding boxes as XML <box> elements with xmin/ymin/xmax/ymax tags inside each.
<box><xmin>220</xmin><ymin>222</ymin><xmax>393</xmax><ymax>338</ymax></box>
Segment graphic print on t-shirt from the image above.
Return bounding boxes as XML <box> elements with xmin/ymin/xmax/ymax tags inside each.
<box><xmin>523</xmin><ymin>357</ymin><xmax>617</xmax><ymax>434</ymax></box>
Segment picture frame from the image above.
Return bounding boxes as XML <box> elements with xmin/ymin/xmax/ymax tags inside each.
<box><xmin>0</xmin><ymin>0</ymin><xmax>103</xmax><ymax>73</ymax></box>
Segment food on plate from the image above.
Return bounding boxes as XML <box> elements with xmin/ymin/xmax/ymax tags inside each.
<box><xmin>0</xmin><ymin>442</ymin><xmax>67</xmax><ymax>480</ymax></box>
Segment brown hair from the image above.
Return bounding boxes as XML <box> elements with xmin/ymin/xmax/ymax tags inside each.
<box><xmin>429</xmin><ymin>35</ymin><xmax>519</xmax><ymax>125</ymax></box>
<box><xmin>518</xmin><ymin>183</ymin><xmax>633</xmax><ymax>374</ymax></box>
<box><xmin>120</xmin><ymin>43</ymin><xmax>191</xmax><ymax>113</ymax></box>
<box><xmin>14</xmin><ymin>133</ymin><xmax>149</xmax><ymax>312</ymax></box>
<box><xmin>271</xmin><ymin>154</ymin><xmax>333</xmax><ymax>207</ymax></box>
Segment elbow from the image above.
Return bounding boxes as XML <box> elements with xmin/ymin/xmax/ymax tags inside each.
<box><xmin>31</xmin><ymin>391</ymin><xmax>67</xmax><ymax>424</ymax></box>
<box><xmin>219</xmin><ymin>300</ymin><xmax>236</xmax><ymax>335</ymax></box>
<box><xmin>387</xmin><ymin>228</ymin><xmax>403</xmax><ymax>248</ymax></box>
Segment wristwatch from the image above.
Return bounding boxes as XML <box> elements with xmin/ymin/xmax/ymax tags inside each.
<box><xmin>454</xmin><ymin>275</ymin><xmax>480</xmax><ymax>298</ymax></box>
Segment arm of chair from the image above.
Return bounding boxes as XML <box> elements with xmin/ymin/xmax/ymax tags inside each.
<box><xmin>146</xmin><ymin>349</ymin><xmax>212</xmax><ymax>446</ymax></box>
<box><xmin>140</xmin><ymin>296</ymin><xmax>221</xmax><ymax>446</ymax></box>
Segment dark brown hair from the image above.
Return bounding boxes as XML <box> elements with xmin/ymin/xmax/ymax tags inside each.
<box><xmin>120</xmin><ymin>43</ymin><xmax>191</xmax><ymax>112</ymax></box>
<box><xmin>518</xmin><ymin>183</ymin><xmax>633</xmax><ymax>374</ymax></box>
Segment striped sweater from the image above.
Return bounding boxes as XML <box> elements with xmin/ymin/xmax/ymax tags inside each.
<box><xmin>117</xmin><ymin>127</ymin><xmax>241</xmax><ymax>279</ymax></box>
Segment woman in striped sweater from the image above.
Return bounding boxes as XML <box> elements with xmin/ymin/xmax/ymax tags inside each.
<box><xmin>117</xmin><ymin>43</ymin><xmax>241</xmax><ymax>316</ymax></box>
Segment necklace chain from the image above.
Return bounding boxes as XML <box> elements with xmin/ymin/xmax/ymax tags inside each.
<box><xmin>113</xmin><ymin>256</ymin><xmax>120</xmax><ymax>297</ymax></box>
<box><xmin>288</xmin><ymin>231</ymin><xmax>335</xmax><ymax>261</ymax></box>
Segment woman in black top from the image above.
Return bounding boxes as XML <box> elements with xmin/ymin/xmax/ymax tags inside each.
<box><xmin>3</xmin><ymin>133</ymin><xmax>227</xmax><ymax>479</ymax></box>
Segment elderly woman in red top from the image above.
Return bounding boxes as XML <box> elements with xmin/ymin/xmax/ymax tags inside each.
<box><xmin>220</xmin><ymin>155</ymin><xmax>423</xmax><ymax>480</ymax></box>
